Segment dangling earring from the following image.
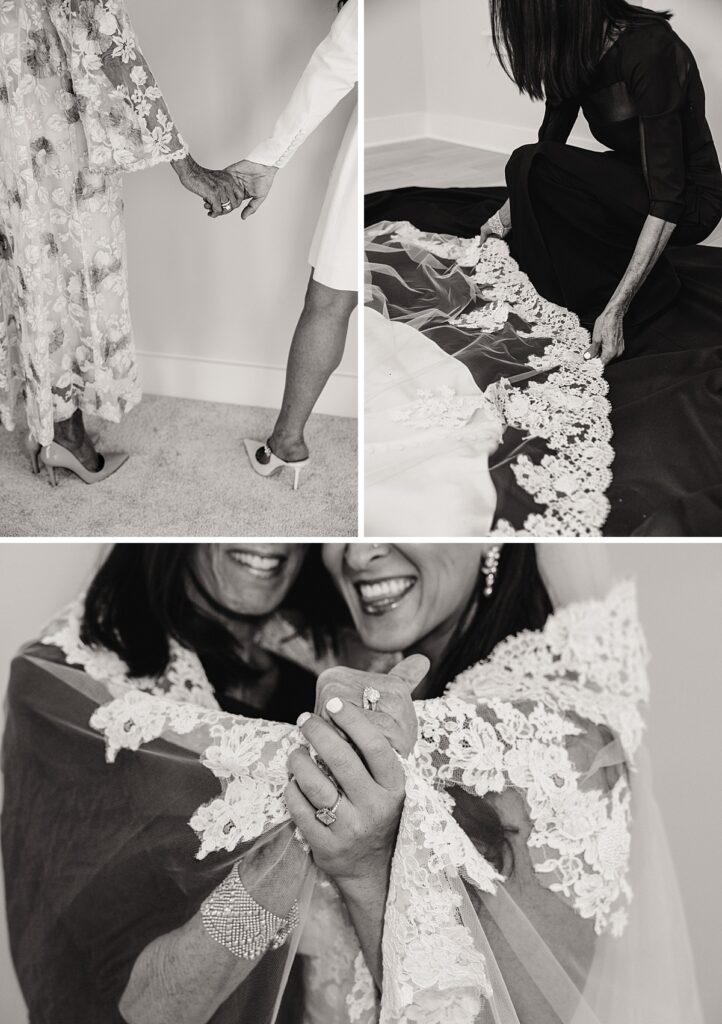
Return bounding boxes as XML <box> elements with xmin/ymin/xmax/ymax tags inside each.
<box><xmin>482</xmin><ymin>545</ymin><xmax>501</xmax><ymax>598</ymax></box>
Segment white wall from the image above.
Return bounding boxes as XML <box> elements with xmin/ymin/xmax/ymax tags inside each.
<box><xmin>0</xmin><ymin>544</ymin><xmax>720</xmax><ymax>1022</ymax></box>
<box><xmin>124</xmin><ymin>0</ymin><xmax>357</xmax><ymax>418</ymax></box>
<box><xmin>366</xmin><ymin>0</ymin><xmax>722</xmax><ymax>159</ymax></box>
<box><xmin>365</xmin><ymin>0</ymin><xmax>427</xmax><ymax>144</ymax></box>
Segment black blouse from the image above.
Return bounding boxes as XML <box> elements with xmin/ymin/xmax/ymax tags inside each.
<box><xmin>539</xmin><ymin>22</ymin><xmax>722</xmax><ymax>223</ymax></box>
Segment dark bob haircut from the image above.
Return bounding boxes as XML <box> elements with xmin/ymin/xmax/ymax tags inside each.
<box><xmin>490</xmin><ymin>0</ymin><xmax>672</xmax><ymax>104</ymax></box>
<box><xmin>81</xmin><ymin>544</ymin><xmax>347</xmax><ymax>688</ymax></box>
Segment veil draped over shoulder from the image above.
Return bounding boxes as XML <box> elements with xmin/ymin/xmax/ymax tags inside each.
<box><xmin>2</xmin><ymin>552</ymin><xmax>704</xmax><ymax>1023</ymax></box>
<box><xmin>365</xmin><ymin>224</ymin><xmax>613</xmax><ymax>538</ymax></box>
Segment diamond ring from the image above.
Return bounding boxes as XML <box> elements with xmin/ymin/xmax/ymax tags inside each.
<box><xmin>221</xmin><ymin>202</ymin><xmax>232</xmax><ymax>212</ymax></box>
<box><xmin>362</xmin><ymin>686</ymin><xmax>381</xmax><ymax>712</ymax></box>
<box><xmin>315</xmin><ymin>791</ymin><xmax>342</xmax><ymax>827</ymax></box>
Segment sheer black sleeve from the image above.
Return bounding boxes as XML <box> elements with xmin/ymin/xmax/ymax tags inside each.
<box><xmin>625</xmin><ymin>32</ymin><xmax>689</xmax><ymax>223</ymax></box>
<box><xmin>538</xmin><ymin>99</ymin><xmax>580</xmax><ymax>143</ymax></box>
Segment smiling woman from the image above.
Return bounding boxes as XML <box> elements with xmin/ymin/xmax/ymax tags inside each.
<box><xmin>322</xmin><ymin>542</ymin><xmax>551</xmax><ymax>688</ymax></box>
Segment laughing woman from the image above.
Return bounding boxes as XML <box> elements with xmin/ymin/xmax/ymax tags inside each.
<box><xmin>284</xmin><ymin>543</ymin><xmax>704</xmax><ymax>1022</ymax></box>
<box><xmin>0</xmin><ymin>1</ymin><xmax>242</xmax><ymax>485</ymax></box>
<box><xmin>481</xmin><ymin>0</ymin><xmax>722</xmax><ymax>363</ymax></box>
<box><xmin>1</xmin><ymin>542</ymin><xmax>353</xmax><ymax>1023</ymax></box>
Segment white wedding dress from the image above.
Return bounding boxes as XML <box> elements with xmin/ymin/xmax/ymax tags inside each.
<box><xmin>365</xmin><ymin>306</ymin><xmax>503</xmax><ymax>535</ymax></box>
<box><xmin>248</xmin><ymin>0</ymin><xmax>357</xmax><ymax>292</ymax></box>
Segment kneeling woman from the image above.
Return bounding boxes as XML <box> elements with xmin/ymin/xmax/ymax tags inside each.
<box><xmin>482</xmin><ymin>0</ymin><xmax>722</xmax><ymax>363</ymax></box>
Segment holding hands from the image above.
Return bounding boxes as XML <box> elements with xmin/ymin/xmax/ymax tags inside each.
<box><xmin>172</xmin><ymin>154</ymin><xmax>246</xmax><ymax>217</ymax></box>
<box><xmin>173</xmin><ymin>154</ymin><xmax>279</xmax><ymax>220</ymax></box>
<box><xmin>225</xmin><ymin>160</ymin><xmax>279</xmax><ymax>220</ymax></box>
<box><xmin>285</xmin><ymin>656</ymin><xmax>428</xmax><ymax>884</ymax></box>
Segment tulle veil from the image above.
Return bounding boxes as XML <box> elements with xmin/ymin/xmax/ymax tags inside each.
<box><xmin>1</xmin><ymin>547</ymin><xmax>705</xmax><ymax>1023</ymax></box>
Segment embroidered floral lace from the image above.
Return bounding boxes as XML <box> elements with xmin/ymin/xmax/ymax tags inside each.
<box><xmin>0</xmin><ymin>0</ymin><xmax>187</xmax><ymax>444</ymax></box>
<box><xmin>366</xmin><ymin>222</ymin><xmax>615</xmax><ymax>536</ymax></box>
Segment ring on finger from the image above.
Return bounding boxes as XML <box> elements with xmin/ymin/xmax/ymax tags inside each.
<box><xmin>221</xmin><ymin>201</ymin><xmax>232</xmax><ymax>212</ymax></box>
<box><xmin>315</xmin><ymin>790</ymin><xmax>342</xmax><ymax>827</ymax></box>
<box><xmin>362</xmin><ymin>686</ymin><xmax>381</xmax><ymax>712</ymax></box>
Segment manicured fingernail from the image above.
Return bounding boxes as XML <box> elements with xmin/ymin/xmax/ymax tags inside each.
<box><xmin>326</xmin><ymin>697</ymin><xmax>343</xmax><ymax>714</ymax></box>
<box><xmin>297</xmin><ymin>712</ymin><xmax>311</xmax><ymax>727</ymax></box>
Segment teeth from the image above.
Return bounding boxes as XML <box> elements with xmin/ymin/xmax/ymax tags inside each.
<box><xmin>231</xmin><ymin>552</ymin><xmax>282</xmax><ymax>572</ymax></box>
<box><xmin>358</xmin><ymin>577</ymin><xmax>414</xmax><ymax>602</ymax></box>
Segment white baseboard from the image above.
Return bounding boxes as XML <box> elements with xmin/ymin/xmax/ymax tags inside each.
<box><xmin>365</xmin><ymin>112</ymin><xmax>429</xmax><ymax>148</ymax></box>
<box><xmin>366</xmin><ymin>112</ymin><xmax>604</xmax><ymax>156</ymax></box>
<box><xmin>137</xmin><ymin>351</ymin><xmax>357</xmax><ymax>419</ymax></box>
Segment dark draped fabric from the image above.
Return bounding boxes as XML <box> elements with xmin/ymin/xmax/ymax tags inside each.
<box><xmin>1</xmin><ymin>642</ymin><xmax>310</xmax><ymax>1024</ymax></box>
<box><xmin>365</xmin><ymin>186</ymin><xmax>722</xmax><ymax>536</ymax></box>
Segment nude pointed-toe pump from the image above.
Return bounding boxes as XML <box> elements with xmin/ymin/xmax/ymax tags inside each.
<box><xmin>243</xmin><ymin>439</ymin><xmax>309</xmax><ymax>491</ymax></box>
<box><xmin>39</xmin><ymin>442</ymin><xmax>129</xmax><ymax>487</ymax></box>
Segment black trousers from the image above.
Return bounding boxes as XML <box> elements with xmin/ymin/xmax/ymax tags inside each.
<box><xmin>506</xmin><ymin>142</ymin><xmax>722</xmax><ymax>328</ymax></box>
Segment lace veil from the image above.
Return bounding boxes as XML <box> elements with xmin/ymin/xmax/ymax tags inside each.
<box><xmin>365</xmin><ymin>223</ymin><xmax>614</xmax><ymax>537</ymax></box>
<box><xmin>1</xmin><ymin>550</ymin><xmax>704</xmax><ymax>1023</ymax></box>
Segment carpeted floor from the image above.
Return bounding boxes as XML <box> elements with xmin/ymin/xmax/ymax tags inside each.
<box><xmin>0</xmin><ymin>396</ymin><xmax>357</xmax><ymax>537</ymax></box>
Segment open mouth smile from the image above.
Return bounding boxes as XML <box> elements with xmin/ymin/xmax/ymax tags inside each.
<box><xmin>228</xmin><ymin>550</ymin><xmax>286</xmax><ymax>580</ymax></box>
<box><xmin>355</xmin><ymin>576</ymin><xmax>417</xmax><ymax>616</ymax></box>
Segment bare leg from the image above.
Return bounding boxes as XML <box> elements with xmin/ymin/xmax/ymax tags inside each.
<box><xmin>267</xmin><ymin>273</ymin><xmax>357</xmax><ymax>462</ymax></box>
<box><xmin>53</xmin><ymin>409</ymin><xmax>101</xmax><ymax>471</ymax></box>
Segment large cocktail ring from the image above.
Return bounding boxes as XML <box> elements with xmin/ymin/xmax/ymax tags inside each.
<box><xmin>362</xmin><ymin>686</ymin><xmax>381</xmax><ymax>712</ymax></box>
<box><xmin>315</xmin><ymin>791</ymin><xmax>342</xmax><ymax>827</ymax></box>
<box><xmin>221</xmin><ymin>201</ymin><xmax>232</xmax><ymax>212</ymax></box>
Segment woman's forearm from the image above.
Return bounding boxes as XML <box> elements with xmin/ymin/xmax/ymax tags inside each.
<box><xmin>336</xmin><ymin>868</ymin><xmax>391</xmax><ymax>989</ymax></box>
<box><xmin>121</xmin><ymin>840</ymin><xmax>305</xmax><ymax>1024</ymax></box>
<box><xmin>119</xmin><ymin>902</ymin><xmax>257</xmax><ymax>1024</ymax></box>
<box><xmin>606</xmin><ymin>213</ymin><xmax>676</xmax><ymax>314</ymax></box>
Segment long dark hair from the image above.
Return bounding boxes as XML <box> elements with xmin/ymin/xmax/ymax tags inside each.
<box><xmin>428</xmin><ymin>544</ymin><xmax>551</xmax><ymax>697</ymax></box>
<box><xmin>490</xmin><ymin>0</ymin><xmax>672</xmax><ymax>103</ymax></box>
<box><xmin>429</xmin><ymin>545</ymin><xmax>553</xmax><ymax>870</ymax></box>
<box><xmin>81</xmin><ymin>544</ymin><xmax>346</xmax><ymax>687</ymax></box>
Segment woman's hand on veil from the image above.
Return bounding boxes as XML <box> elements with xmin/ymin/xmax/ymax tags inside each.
<box><xmin>585</xmin><ymin>303</ymin><xmax>625</xmax><ymax>364</ymax></box>
<box><xmin>313</xmin><ymin>655</ymin><xmax>429</xmax><ymax>757</ymax></box>
<box><xmin>172</xmin><ymin>154</ymin><xmax>246</xmax><ymax>217</ymax></box>
<box><xmin>480</xmin><ymin>198</ymin><xmax>512</xmax><ymax>243</ymax></box>
<box><xmin>225</xmin><ymin>159</ymin><xmax>279</xmax><ymax>220</ymax></box>
<box><xmin>286</xmin><ymin>703</ymin><xmax>410</xmax><ymax>984</ymax></box>
<box><xmin>286</xmin><ymin>704</ymin><xmax>406</xmax><ymax>884</ymax></box>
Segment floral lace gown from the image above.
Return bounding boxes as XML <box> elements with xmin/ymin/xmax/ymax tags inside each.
<box><xmin>0</xmin><ymin>0</ymin><xmax>187</xmax><ymax>445</ymax></box>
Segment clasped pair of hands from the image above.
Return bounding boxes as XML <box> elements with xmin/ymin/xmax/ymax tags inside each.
<box><xmin>284</xmin><ymin>655</ymin><xmax>426</xmax><ymax>887</ymax></box>
<box><xmin>175</xmin><ymin>154</ymin><xmax>279</xmax><ymax>220</ymax></box>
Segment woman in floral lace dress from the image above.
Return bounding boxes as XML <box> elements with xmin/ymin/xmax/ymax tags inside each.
<box><xmin>0</xmin><ymin>1</ymin><xmax>242</xmax><ymax>484</ymax></box>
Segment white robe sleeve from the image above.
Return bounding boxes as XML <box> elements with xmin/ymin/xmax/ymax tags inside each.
<box><xmin>246</xmin><ymin>0</ymin><xmax>358</xmax><ymax>168</ymax></box>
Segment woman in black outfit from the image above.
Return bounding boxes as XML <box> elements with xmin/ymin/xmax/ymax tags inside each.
<box><xmin>365</xmin><ymin>0</ymin><xmax>722</xmax><ymax>534</ymax></box>
<box><xmin>483</xmin><ymin>1</ymin><xmax>722</xmax><ymax>362</ymax></box>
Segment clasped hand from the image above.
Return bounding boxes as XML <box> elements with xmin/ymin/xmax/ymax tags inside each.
<box><xmin>175</xmin><ymin>155</ymin><xmax>278</xmax><ymax>220</ymax></box>
<box><xmin>284</xmin><ymin>656</ymin><xmax>428</xmax><ymax>885</ymax></box>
